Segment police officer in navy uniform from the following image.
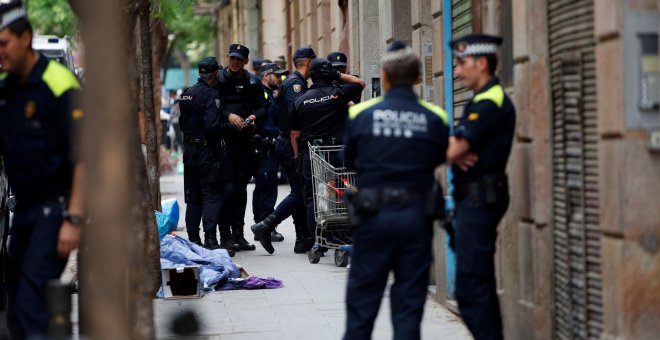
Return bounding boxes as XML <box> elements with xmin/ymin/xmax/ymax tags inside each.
<box><xmin>217</xmin><ymin>43</ymin><xmax>265</xmax><ymax>252</ymax></box>
<box><xmin>446</xmin><ymin>34</ymin><xmax>516</xmax><ymax>340</ymax></box>
<box><xmin>178</xmin><ymin>56</ymin><xmax>234</xmax><ymax>255</ymax></box>
<box><xmin>327</xmin><ymin>51</ymin><xmax>361</xmax><ymax>105</ymax></box>
<box><xmin>0</xmin><ymin>3</ymin><xmax>85</xmax><ymax>337</ymax></box>
<box><xmin>290</xmin><ymin>58</ymin><xmax>365</xmax><ymax>253</ymax></box>
<box><xmin>251</xmin><ymin>62</ymin><xmax>288</xmax><ymax>243</ymax></box>
<box><xmin>342</xmin><ymin>41</ymin><xmax>449</xmax><ymax>340</ymax></box>
<box><xmin>250</xmin><ymin>48</ymin><xmax>316</xmax><ymax>254</ymax></box>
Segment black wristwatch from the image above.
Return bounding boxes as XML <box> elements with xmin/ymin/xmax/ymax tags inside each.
<box><xmin>62</xmin><ymin>211</ymin><xmax>84</xmax><ymax>226</ymax></box>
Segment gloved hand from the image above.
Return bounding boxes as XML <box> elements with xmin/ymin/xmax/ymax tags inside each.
<box><xmin>319</xmin><ymin>62</ymin><xmax>341</xmax><ymax>81</ymax></box>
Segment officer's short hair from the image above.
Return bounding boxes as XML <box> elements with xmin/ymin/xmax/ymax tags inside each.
<box><xmin>484</xmin><ymin>54</ymin><xmax>498</xmax><ymax>75</ymax></box>
<box><xmin>5</xmin><ymin>18</ymin><xmax>32</xmax><ymax>37</ymax></box>
<box><xmin>382</xmin><ymin>54</ymin><xmax>419</xmax><ymax>87</ymax></box>
<box><xmin>293</xmin><ymin>57</ymin><xmax>312</xmax><ymax>68</ymax></box>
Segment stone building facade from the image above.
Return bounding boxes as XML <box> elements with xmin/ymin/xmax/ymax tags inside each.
<box><xmin>217</xmin><ymin>0</ymin><xmax>660</xmax><ymax>338</ymax></box>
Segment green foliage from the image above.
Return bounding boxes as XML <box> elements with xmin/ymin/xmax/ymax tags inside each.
<box><xmin>24</xmin><ymin>0</ymin><xmax>77</xmax><ymax>38</ymax></box>
<box><xmin>154</xmin><ymin>0</ymin><xmax>218</xmax><ymax>64</ymax></box>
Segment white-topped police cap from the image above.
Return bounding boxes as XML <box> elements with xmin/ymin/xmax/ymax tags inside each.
<box><xmin>381</xmin><ymin>40</ymin><xmax>415</xmax><ymax>64</ymax></box>
<box><xmin>450</xmin><ymin>34</ymin><xmax>502</xmax><ymax>58</ymax></box>
<box><xmin>0</xmin><ymin>0</ymin><xmax>27</xmax><ymax>31</ymax></box>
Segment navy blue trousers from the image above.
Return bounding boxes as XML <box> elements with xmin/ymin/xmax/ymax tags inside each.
<box><xmin>454</xmin><ymin>195</ymin><xmax>508</xmax><ymax>340</ymax></box>
<box><xmin>252</xmin><ymin>149</ymin><xmax>278</xmax><ymax>223</ymax></box>
<box><xmin>271</xmin><ymin>137</ymin><xmax>307</xmax><ymax>235</ymax></box>
<box><xmin>184</xmin><ymin>165</ymin><xmax>222</xmax><ymax>236</ymax></box>
<box><xmin>344</xmin><ymin>201</ymin><xmax>433</xmax><ymax>340</ymax></box>
<box><xmin>7</xmin><ymin>198</ymin><xmax>68</xmax><ymax>339</ymax></box>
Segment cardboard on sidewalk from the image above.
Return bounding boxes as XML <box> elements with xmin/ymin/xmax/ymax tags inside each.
<box><xmin>161</xmin><ymin>265</ymin><xmax>202</xmax><ymax>299</ymax></box>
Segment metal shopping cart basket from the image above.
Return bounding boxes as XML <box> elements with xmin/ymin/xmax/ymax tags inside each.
<box><xmin>307</xmin><ymin>143</ymin><xmax>357</xmax><ymax>267</ymax></box>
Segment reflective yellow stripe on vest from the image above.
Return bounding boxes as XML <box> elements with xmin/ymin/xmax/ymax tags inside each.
<box><xmin>264</xmin><ymin>90</ymin><xmax>268</xmax><ymax>100</ymax></box>
<box><xmin>348</xmin><ymin>96</ymin><xmax>384</xmax><ymax>120</ymax></box>
<box><xmin>473</xmin><ymin>84</ymin><xmax>504</xmax><ymax>108</ymax></box>
<box><xmin>0</xmin><ymin>72</ymin><xmax>7</xmax><ymax>81</ymax></box>
<box><xmin>42</xmin><ymin>60</ymin><xmax>81</xmax><ymax>98</ymax></box>
<box><xmin>417</xmin><ymin>99</ymin><xmax>449</xmax><ymax>125</ymax></box>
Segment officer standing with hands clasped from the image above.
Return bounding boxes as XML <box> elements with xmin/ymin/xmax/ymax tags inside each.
<box><xmin>178</xmin><ymin>56</ymin><xmax>235</xmax><ymax>255</ymax></box>
<box><xmin>252</xmin><ymin>62</ymin><xmax>289</xmax><ymax>242</ymax></box>
<box><xmin>342</xmin><ymin>41</ymin><xmax>449</xmax><ymax>340</ymax></box>
<box><xmin>251</xmin><ymin>47</ymin><xmax>316</xmax><ymax>254</ymax></box>
<box><xmin>445</xmin><ymin>34</ymin><xmax>516</xmax><ymax>340</ymax></box>
<box><xmin>290</xmin><ymin>58</ymin><xmax>365</xmax><ymax>250</ymax></box>
<box><xmin>217</xmin><ymin>43</ymin><xmax>265</xmax><ymax>252</ymax></box>
<box><xmin>0</xmin><ymin>2</ymin><xmax>85</xmax><ymax>338</ymax></box>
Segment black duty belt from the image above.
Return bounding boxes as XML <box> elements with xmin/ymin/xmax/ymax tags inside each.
<box><xmin>357</xmin><ymin>187</ymin><xmax>427</xmax><ymax>206</ymax></box>
<box><xmin>454</xmin><ymin>172</ymin><xmax>508</xmax><ymax>202</ymax></box>
<box><xmin>184</xmin><ymin>137</ymin><xmax>209</xmax><ymax>146</ymax></box>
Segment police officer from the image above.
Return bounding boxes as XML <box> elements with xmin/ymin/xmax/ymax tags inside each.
<box><xmin>0</xmin><ymin>3</ymin><xmax>85</xmax><ymax>337</ymax></box>
<box><xmin>342</xmin><ymin>41</ymin><xmax>449</xmax><ymax>340</ymax></box>
<box><xmin>178</xmin><ymin>56</ymin><xmax>233</xmax><ymax>254</ymax></box>
<box><xmin>250</xmin><ymin>47</ymin><xmax>316</xmax><ymax>254</ymax></box>
<box><xmin>327</xmin><ymin>51</ymin><xmax>361</xmax><ymax>104</ymax></box>
<box><xmin>217</xmin><ymin>43</ymin><xmax>265</xmax><ymax>251</ymax></box>
<box><xmin>290</xmin><ymin>58</ymin><xmax>365</xmax><ymax>252</ymax></box>
<box><xmin>251</xmin><ymin>57</ymin><xmax>263</xmax><ymax>75</ymax></box>
<box><xmin>445</xmin><ymin>34</ymin><xmax>516</xmax><ymax>340</ymax></box>
<box><xmin>252</xmin><ymin>62</ymin><xmax>289</xmax><ymax>242</ymax></box>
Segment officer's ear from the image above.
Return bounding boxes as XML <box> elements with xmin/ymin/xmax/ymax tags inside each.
<box><xmin>380</xmin><ymin>68</ymin><xmax>391</xmax><ymax>93</ymax></box>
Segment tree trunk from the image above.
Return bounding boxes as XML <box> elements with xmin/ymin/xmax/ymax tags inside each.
<box><xmin>69</xmin><ymin>0</ymin><xmax>137</xmax><ymax>337</ymax></box>
<box><xmin>138</xmin><ymin>0</ymin><xmax>162</xmax><ymax>212</ymax></box>
<box><xmin>137</xmin><ymin>0</ymin><xmax>162</xmax><ymax>301</ymax></box>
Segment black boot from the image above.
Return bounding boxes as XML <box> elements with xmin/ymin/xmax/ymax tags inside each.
<box><xmin>293</xmin><ymin>223</ymin><xmax>312</xmax><ymax>254</ymax></box>
<box><xmin>219</xmin><ymin>227</ymin><xmax>239</xmax><ymax>253</ymax></box>
<box><xmin>251</xmin><ymin>214</ymin><xmax>280</xmax><ymax>254</ymax></box>
<box><xmin>232</xmin><ymin>225</ymin><xmax>256</xmax><ymax>251</ymax></box>
<box><xmin>271</xmin><ymin>228</ymin><xmax>284</xmax><ymax>242</ymax></box>
<box><xmin>188</xmin><ymin>231</ymin><xmax>203</xmax><ymax>247</ymax></box>
<box><xmin>203</xmin><ymin>231</ymin><xmax>221</xmax><ymax>251</ymax></box>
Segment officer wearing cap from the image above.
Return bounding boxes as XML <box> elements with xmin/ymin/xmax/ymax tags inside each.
<box><xmin>342</xmin><ymin>41</ymin><xmax>449</xmax><ymax>339</ymax></box>
<box><xmin>0</xmin><ymin>2</ymin><xmax>85</xmax><ymax>337</ymax></box>
<box><xmin>251</xmin><ymin>57</ymin><xmax>263</xmax><ymax>75</ymax></box>
<box><xmin>273</xmin><ymin>55</ymin><xmax>289</xmax><ymax>81</ymax></box>
<box><xmin>217</xmin><ymin>43</ymin><xmax>265</xmax><ymax>252</ymax></box>
<box><xmin>251</xmin><ymin>63</ymin><xmax>289</xmax><ymax>243</ymax></box>
<box><xmin>178</xmin><ymin>56</ymin><xmax>234</xmax><ymax>254</ymax></box>
<box><xmin>446</xmin><ymin>34</ymin><xmax>516</xmax><ymax>340</ymax></box>
<box><xmin>250</xmin><ymin>47</ymin><xmax>316</xmax><ymax>254</ymax></box>
<box><xmin>327</xmin><ymin>51</ymin><xmax>361</xmax><ymax>105</ymax></box>
<box><xmin>289</xmin><ymin>58</ymin><xmax>365</xmax><ymax>254</ymax></box>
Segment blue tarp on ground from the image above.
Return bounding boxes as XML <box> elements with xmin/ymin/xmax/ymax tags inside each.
<box><xmin>160</xmin><ymin>235</ymin><xmax>241</xmax><ymax>293</ymax></box>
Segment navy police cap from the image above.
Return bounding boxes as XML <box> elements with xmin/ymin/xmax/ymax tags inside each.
<box><xmin>228</xmin><ymin>43</ymin><xmax>250</xmax><ymax>60</ymax></box>
<box><xmin>293</xmin><ymin>47</ymin><xmax>316</xmax><ymax>60</ymax></box>
<box><xmin>327</xmin><ymin>51</ymin><xmax>347</xmax><ymax>67</ymax></box>
<box><xmin>0</xmin><ymin>0</ymin><xmax>27</xmax><ymax>31</ymax></box>
<box><xmin>449</xmin><ymin>34</ymin><xmax>502</xmax><ymax>57</ymax></box>
<box><xmin>198</xmin><ymin>56</ymin><xmax>220</xmax><ymax>74</ymax></box>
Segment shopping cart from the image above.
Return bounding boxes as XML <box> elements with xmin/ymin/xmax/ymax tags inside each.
<box><xmin>307</xmin><ymin>143</ymin><xmax>357</xmax><ymax>267</ymax></box>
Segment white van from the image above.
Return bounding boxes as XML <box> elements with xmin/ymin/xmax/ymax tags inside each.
<box><xmin>32</xmin><ymin>35</ymin><xmax>75</xmax><ymax>73</ymax></box>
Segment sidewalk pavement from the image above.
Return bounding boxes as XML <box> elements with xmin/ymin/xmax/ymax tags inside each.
<box><xmin>156</xmin><ymin>174</ymin><xmax>472</xmax><ymax>339</ymax></box>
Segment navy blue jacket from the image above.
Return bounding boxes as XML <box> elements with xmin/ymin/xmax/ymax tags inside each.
<box><xmin>344</xmin><ymin>87</ymin><xmax>449</xmax><ymax>189</ymax></box>
<box><xmin>452</xmin><ymin>78</ymin><xmax>515</xmax><ymax>186</ymax></box>
<box><xmin>0</xmin><ymin>55</ymin><xmax>82</xmax><ymax>200</ymax></box>
<box><xmin>277</xmin><ymin>71</ymin><xmax>307</xmax><ymax>134</ymax></box>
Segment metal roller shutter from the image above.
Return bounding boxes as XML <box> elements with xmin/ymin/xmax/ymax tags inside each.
<box><xmin>452</xmin><ymin>0</ymin><xmax>473</xmax><ymax>120</ymax></box>
<box><xmin>548</xmin><ymin>0</ymin><xmax>603</xmax><ymax>338</ymax></box>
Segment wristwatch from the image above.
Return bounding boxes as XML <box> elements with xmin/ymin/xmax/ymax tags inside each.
<box><xmin>62</xmin><ymin>211</ymin><xmax>84</xmax><ymax>226</ymax></box>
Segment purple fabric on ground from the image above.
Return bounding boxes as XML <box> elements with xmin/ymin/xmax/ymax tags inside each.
<box><xmin>216</xmin><ymin>277</ymin><xmax>284</xmax><ymax>291</ymax></box>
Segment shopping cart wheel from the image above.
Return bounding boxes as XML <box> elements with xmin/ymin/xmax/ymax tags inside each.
<box><xmin>334</xmin><ymin>250</ymin><xmax>349</xmax><ymax>267</ymax></box>
<box><xmin>308</xmin><ymin>248</ymin><xmax>322</xmax><ymax>264</ymax></box>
